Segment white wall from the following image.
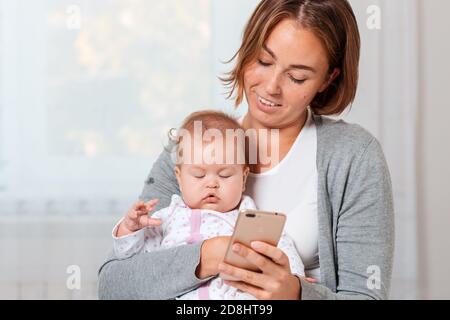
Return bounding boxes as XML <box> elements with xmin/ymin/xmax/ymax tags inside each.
<box><xmin>418</xmin><ymin>0</ymin><xmax>450</xmax><ymax>300</ymax></box>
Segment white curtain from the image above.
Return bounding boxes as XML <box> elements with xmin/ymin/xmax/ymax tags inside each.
<box><xmin>0</xmin><ymin>0</ymin><xmax>213</xmax><ymax>299</ymax></box>
<box><xmin>346</xmin><ymin>0</ymin><xmax>419</xmax><ymax>299</ymax></box>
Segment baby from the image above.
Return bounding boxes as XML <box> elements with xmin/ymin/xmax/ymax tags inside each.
<box><xmin>112</xmin><ymin>110</ymin><xmax>304</xmax><ymax>300</ymax></box>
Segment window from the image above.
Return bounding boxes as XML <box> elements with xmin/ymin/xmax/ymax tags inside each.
<box><xmin>0</xmin><ymin>0</ymin><xmax>258</xmax><ymax>299</ymax></box>
<box><xmin>0</xmin><ymin>0</ymin><xmax>219</xmax><ymax>215</ymax></box>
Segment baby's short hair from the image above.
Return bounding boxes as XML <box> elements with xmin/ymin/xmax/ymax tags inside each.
<box><xmin>169</xmin><ymin>110</ymin><xmax>248</xmax><ymax>166</ymax></box>
<box><xmin>178</xmin><ymin>110</ymin><xmax>243</xmax><ymax>134</ymax></box>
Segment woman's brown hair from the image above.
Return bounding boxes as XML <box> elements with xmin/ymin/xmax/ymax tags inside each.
<box><xmin>222</xmin><ymin>0</ymin><xmax>360</xmax><ymax>115</ymax></box>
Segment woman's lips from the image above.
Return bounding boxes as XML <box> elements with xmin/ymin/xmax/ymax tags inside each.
<box><xmin>258</xmin><ymin>94</ymin><xmax>281</xmax><ymax>107</ymax></box>
<box><xmin>256</xmin><ymin>94</ymin><xmax>282</xmax><ymax>114</ymax></box>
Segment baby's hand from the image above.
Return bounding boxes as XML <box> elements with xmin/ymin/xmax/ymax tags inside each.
<box><xmin>116</xmin><ymin>199</ymin><xmax>162</xmax><ymax>237</ymax></box>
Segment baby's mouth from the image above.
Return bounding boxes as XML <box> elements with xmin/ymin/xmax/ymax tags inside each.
<box><xmin>203</xmin><ymin>194</ymin><xmax>220</xmax><ymax>203</ymax></box>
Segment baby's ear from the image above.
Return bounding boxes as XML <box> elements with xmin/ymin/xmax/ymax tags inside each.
<box><xmin>174</xmin><ymin>166</ymin><xmax>182</xmax><ymax>189</ymax></box>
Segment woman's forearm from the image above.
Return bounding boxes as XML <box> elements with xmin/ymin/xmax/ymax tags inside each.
<box><xmin>300</xmin><ymin>279</ymin><xmax>375</xmax><ymax>300</ymax></box>
<box><xmin>98</xmin><ymin>243</ymin><xmax>208</xmax><ymax>300</ymax></box>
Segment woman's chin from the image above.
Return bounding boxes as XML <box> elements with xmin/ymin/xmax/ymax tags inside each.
<box><xmin>248</xmin><ymin>106</ymin><xmax>283</xmax><ymax>129</ymax></box>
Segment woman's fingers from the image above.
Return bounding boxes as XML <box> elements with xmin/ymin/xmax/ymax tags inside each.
<box><xmin>230</xmin><ymin>243</ymin><xmax>286</xmax><ymax>275</ymax></box>
<box><xmin>220</xmin><ymin>242</ymin><xmax>302</xmax><ymax>300</ymax></box>
<box><xmin>250</xmin><ymin>241</ymin><xmax>289</xmax><ymax>266</ymax></box>
<box><xmin>218</xmin><ymin>262</ymin><xmax>273</xmax><ymax>291</ymax></box>
<box><xmin>223</xmin><ymin>280</ymin><xmax>268</xmax><ymax>300</ymax></box>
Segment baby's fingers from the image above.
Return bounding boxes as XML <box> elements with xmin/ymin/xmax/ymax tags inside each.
<box><xmin>133</xmin><ymin>199</ymin><xmax>158</xmax><ymax>215</ymax></box>
<box><xmin>133</xmin><ymin>201</ymin><xmax>146</xmax><ymax>212</ymax></box>
<box><xmin>139</xmin><ymin>215</ymin><xmax>163</xmax><ymax>228</ymax></box>
<box><xmin>145</xmin><ymin>199</ymin><xmax>159</xmax><ymax>212</ymax></box>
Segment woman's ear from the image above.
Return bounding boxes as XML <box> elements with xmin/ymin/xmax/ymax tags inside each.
<box><xmin>319</xmin><ymin>67</ymin><xmax>341</xmax><ymax>93</ymax></box>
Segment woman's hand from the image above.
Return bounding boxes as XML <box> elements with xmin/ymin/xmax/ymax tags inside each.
<box><xmin>218</xmin><ymin>241</ymin><xmax>305</xmax><ymax>300</ymax></box>
<box><xmin>116</xmin><ymin>199</ymin><xmax>161</xmax><ymax>237</ymax></box>
<box><xmin>196</xmin><ymin>236</ymin><xmax>230</xmax><ymax>279</ymax></box>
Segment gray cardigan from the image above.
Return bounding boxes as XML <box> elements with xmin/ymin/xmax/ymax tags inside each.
<box><xmin>98</xmin><ymin>115</ymin><xmax>395</xmax><ymax>300</ymax></box>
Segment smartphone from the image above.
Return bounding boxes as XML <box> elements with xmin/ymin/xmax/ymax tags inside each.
<box><xmin>220</xmin><ymin>209</ymin><xmax>286</xmax><ymax>281</ymax></box>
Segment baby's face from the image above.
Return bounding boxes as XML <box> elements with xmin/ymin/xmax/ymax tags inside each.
<box><xmin>175</xmin><ymin>163</ymin><xmax>249</xmax><ymax>212</ymax></box>
<box><xmin>175</xmin><ymin>137</ymin><xmax>249</xmax><ymax>212</ymax></box>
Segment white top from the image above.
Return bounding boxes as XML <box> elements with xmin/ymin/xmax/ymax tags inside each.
<box><xmin>241</xmin><ymin>109</ymin><xmax>320</xmax><ymax>281</ymax></box>
<box><xmin>112</xmin><ymin>194</ymin><xmax>304</xmax><ymax>299</ymax></box>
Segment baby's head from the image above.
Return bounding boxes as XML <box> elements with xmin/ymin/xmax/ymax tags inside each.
<box><xmin>172</xmin><ymin>110</ymin><xmax>249</xmax><ymax>212</ymax></box>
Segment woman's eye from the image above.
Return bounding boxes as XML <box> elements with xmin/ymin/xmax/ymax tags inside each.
<box><xmin>289</xmin><ymin>76</ymin><xmax>306</xmax><ymax>85</ymax></box>
<box><xmin>258</xmin><ymin>59</ymin><xmax>271</xmax><ymax>67</ymax></box>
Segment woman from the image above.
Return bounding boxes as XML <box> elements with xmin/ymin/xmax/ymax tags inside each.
<box><xmin>98</xmin><ymin>0</ymin><xmax>394</xmax><ymax>300</ymax></box>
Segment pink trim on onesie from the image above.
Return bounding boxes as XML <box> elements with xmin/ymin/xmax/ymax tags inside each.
<box><xmin>186</xmin><ymin>209</ymin><xmax>210</xmax><ymax>299</ymax></box>
<box><xmin>186</xmin><ymin>209</ymin><xmax>202</xmax><ymax>245</ymax></box>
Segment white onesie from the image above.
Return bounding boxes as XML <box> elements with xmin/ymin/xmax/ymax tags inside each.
<box><xmin>112</xmin><ymin>194</ymin><xmax>304</xmax><ymax>300</ymax></box>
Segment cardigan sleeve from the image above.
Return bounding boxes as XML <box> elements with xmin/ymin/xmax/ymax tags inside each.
<box><xmin>98</xmin><ymin>148</ymin><xmax>210</xmax><ymax>300</ymax></box>
<box><xmin>302</xmin><ymin>138</ymin><xmax>395</xmax><ymax>300</ymax></box>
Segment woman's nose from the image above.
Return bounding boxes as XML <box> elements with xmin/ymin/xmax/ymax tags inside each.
<box><xmin>265</xmin><ymin>71</ymin><xmax>282</xmax><ymax>96</ymax></box>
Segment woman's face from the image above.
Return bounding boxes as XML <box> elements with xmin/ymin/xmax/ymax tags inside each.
<box><xmin>243</xmin><ymin>19</ymin><xmax>338</xmax><ymax>129</ymax></box>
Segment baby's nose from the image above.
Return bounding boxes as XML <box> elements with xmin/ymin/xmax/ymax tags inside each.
<box><xmin>206</xmin><ymin>180</ymin><xmax>219</xmax><ymax>188</ymax></box>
